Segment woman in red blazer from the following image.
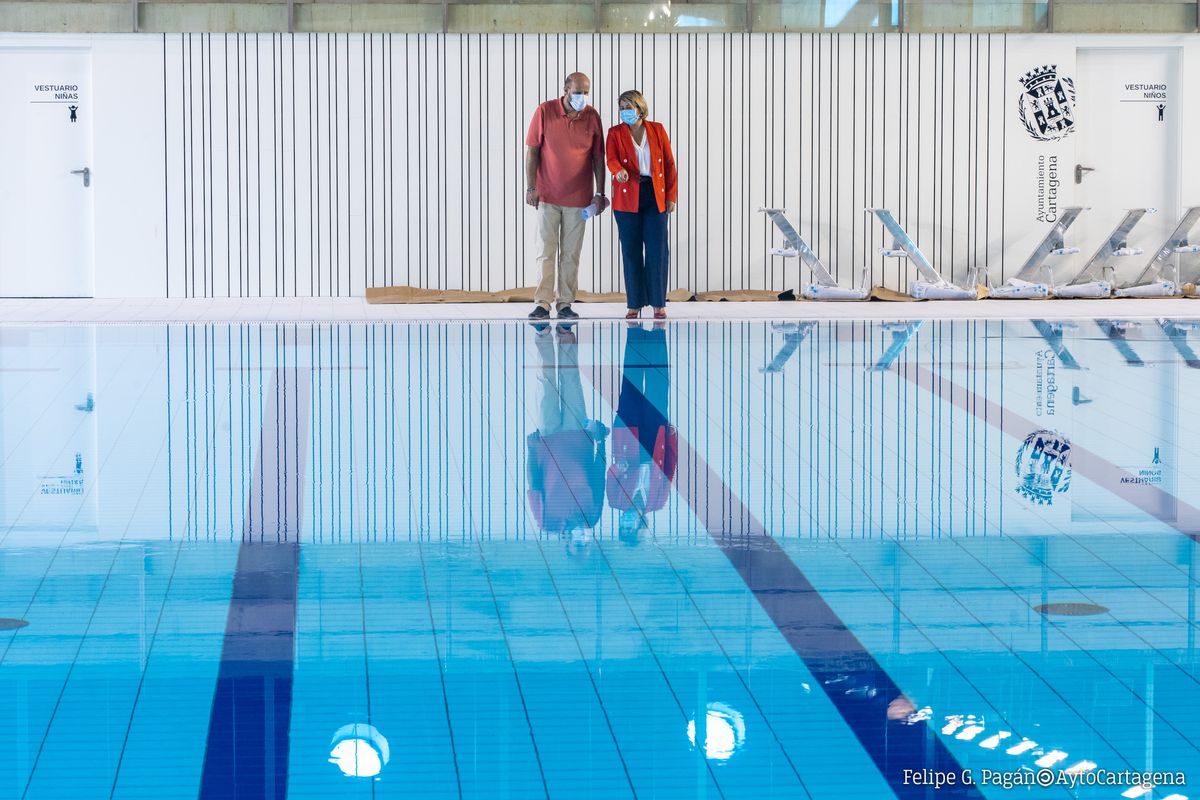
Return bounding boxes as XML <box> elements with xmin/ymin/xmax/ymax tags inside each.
<box><xmin>606</xmin><ymin>90</ymin><xmax>677</xmax><ymax>320</ymax></box>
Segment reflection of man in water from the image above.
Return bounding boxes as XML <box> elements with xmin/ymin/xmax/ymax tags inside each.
<box><xmin>609</xmin><ymin>324</ymin><xmax>676</xmax><ymax>544</ymax></box>
<box><xmin>526</xmin><ymin>324</ymin><xmax>608</xmax><ymax>547</ymax></box>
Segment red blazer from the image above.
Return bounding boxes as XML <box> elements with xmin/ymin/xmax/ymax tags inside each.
<box><xmin>606</xmin><ymin>425</ymin><xmax>678</xmax><ymax>513</ymax></box>
<box><xmin>605</xmin><ymin>120</ymin><xmax>678</xmax><ymax>213</ymax></box>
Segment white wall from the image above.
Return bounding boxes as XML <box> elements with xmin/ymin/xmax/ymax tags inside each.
<box><xmin>2</xmin><ymin>31</ymin><xmax>1199</xmax><ymax>298</ymax></box>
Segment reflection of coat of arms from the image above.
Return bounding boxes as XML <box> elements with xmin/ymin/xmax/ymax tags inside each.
<box><xmin>1015</xmin><ymin>430</ymin><xmax>1072</xmax><ymax>505</ymax></box>
<box><xmin>1018</xmin><ymin>65</ymin><xmax>1076</xmax><ymax>141</ymax></box>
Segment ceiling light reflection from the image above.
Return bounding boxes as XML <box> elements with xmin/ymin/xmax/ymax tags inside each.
<box><xmin>329</xmin><ymin>723</ymin><xmax>391</xmax><ymax>779</ymax></box>
<box><xmin>686</xmin><ymin>702</ymin><xmax>746</xmax><ymax>761</ymax></box>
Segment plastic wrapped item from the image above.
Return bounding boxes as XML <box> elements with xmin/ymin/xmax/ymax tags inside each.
<box><xmin>1053</xmin><ymin>280</ymin><xmax>1112</xmax><ymax>299</ymax></box>
<box><xmin>801</xmin><ymin>283</ymin><xmax>871</xmax><ymax>301</ymax></box>
<box><xmin>990</xmin><ymin>278</ymin><xmax>1051</xmax><ymax>299</ymax></box>
<box><xmin>910</xmin><ymin>280</ymin><xmax>978</xmax><ymax>301</ymax></box>
<box><xmin>1115</xmin><ymin>280</ymin><xmax>1178</xmax><ymax>298</ymax></box>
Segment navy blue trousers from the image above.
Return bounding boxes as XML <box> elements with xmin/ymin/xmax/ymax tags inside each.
<box><xmin>614</xmin><ymin>177</ymin><xmax>670</xmax><ymax>309</ymax></box>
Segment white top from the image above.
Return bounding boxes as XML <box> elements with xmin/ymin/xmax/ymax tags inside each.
<box><xmin>632</xmin><ymin>129</ymin><xmax>651</xmax><ymax>177</ymax></box>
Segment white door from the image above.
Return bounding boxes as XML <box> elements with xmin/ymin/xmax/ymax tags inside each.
<box><xmin>0</xmin><ymin>49</ymin><xmax>95</xmax><ymax>297</ymax></box>
<box><xmin>1074</xmin><ymin>48</ymin><xmax>1180</xmax><ymax>283</ymax></box>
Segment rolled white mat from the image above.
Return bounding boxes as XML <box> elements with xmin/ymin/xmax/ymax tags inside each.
<box><xmin>802</xmin><ymin>284</ymin><xmax>870</xmax><ymax>301</ymax></box>
<box><xmin>989</xmin><ymin>279</ymin><xmax>1051</xmax><ymax>300</ymax></box>
<box><xmin>1115</xmin><ymin>280</ymin><xmax>1178</xmax><ymax>298</ymax></box>
<box><xmin>911</xmin><ymin>280</ymin><xmax>978</xmax><ymax>301</ymax></box>
<box><xmin>1053</xmin><ymin>281</ymin><xmax>1112</xmax><ymax>299</ymax></box>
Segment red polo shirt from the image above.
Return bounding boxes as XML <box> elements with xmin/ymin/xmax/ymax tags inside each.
<box><xmin>526</xmin><ymin>98</ymin><xmax>603</xmax><ymax>208</ymax></box>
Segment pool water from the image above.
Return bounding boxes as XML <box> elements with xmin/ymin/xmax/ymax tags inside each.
<box><xmin>0</xmin><ymin>317</ymin><xmax>1196</xmax><ymax>799</ymax></box>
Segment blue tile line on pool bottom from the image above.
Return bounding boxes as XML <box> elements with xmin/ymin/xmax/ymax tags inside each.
<box><xmin>200</xmin><ymin>365</ymin><xmax>311</xmax><ymax>800</ymax></box>
<box><xmin>584</xmin><ymin>351</ymin><xmax>983</xmax><ymax>800</ymax></box>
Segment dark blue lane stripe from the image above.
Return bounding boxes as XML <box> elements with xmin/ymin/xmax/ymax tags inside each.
<box><xmin>201</xmin><ymin>363</ymin><xmax>310</xmax><ymax>800</ymax></box>
<box><xmin>587</xmin><ymin>340</ymin><xmax>980</xmax><ymax>800</ymax></box>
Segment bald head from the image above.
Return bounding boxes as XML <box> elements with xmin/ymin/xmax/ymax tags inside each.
<box><xmin>564</xmin><ymin>72</ymin><xmax>590</xmax><ymax>94</ymax></box>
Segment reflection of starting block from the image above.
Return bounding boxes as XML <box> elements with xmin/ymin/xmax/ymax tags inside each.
<box><xmin>990</xmin><ymin>207</ymin><xmax>1085</xmax><ymax>299</ymax></box>
<box><xmin>866</xmin><ymin>209</ymin><xmax>979</xmax><ymax>300</ymax></box>
<box><xmin>1056</xmin><ymin>209</ymin><xmax>1153</xmax><ymax>298</ymax></box>
<box><xmin>760</xmin><ymin>321</ymin><xmax>817</xmax><ymax>373</ymax></box>
<box><xmin>1095</xmin><ymin>319</ymin><xmax>1145</xmax><ymax>366</ymax></box>
<box><xmin>1159</xmin><ymin>319</ymin><xmax>1200</xmax><ymax>369</ymax></box>
<box><xmin>1031</xmin><ymin>319</ymin><xmax>1083</xmax><ymax>370</ymax></box>
<box><xmin>871</xmin><ymin>321</ymin><xmax>923</xmax><ymax>370</ymax></box>
<box><xmin>760</xmin><ymin>208</ymin><xmax>870</xmax><ymax>300</ymax></box>
<box><xmin>1116</xmin><ymin>207</ymin><xmax>1200</xmax><ymax>298</ymax></box>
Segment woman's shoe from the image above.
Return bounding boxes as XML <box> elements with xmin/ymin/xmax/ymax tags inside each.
<box><xmin>653</xmin><ymin>307</ymin><xmax>667</xmax><ymax>320</ymax></box>
<box><xmin>625</xmin><ymin>309</ymin><xmax>640</xmax><ymax>320</ymax></box>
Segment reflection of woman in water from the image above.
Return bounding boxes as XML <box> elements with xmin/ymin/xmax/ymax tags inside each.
<box><xmin>608</xmin><ymin>325</ymin><xmax>676</xmax><ymax>543</ymax></box>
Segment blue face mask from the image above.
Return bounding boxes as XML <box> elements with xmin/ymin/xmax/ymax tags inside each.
<box><xmin>569</xmin><ymin>93</ymin><xmax>588</xmax><ymax>112</ymax></box>
<box><xmin>619</xmin><ymin>109</ymin><xmax>639</xmax><ymax>126</ymax></box>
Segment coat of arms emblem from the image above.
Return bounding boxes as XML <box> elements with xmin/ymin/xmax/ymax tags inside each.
<box><xmin>1014</xmin><ymin>430</ymin><xmax>1073</xmax><ymax>505</ymax></box>
<box><xmin>1018</xmin><ymin>64</ymin><xmax>1076</xmax><ymax>141</ymax></box>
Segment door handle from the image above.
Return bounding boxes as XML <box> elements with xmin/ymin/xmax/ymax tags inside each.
<box><xmin>1074</xmin><ymin>164</ymin><xmax>1095</xmax><ymax>184</ymax></box>
<box><xmin>70</xmin><ymin>167</ymin><xmax>91</xmax><ymax>187</ymax></box>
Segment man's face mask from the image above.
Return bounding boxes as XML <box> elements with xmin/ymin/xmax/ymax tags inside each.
<box><xmin>569</xmin><ymin>92</ymin><xmax>588</xmax><ymax>112</ymax></box>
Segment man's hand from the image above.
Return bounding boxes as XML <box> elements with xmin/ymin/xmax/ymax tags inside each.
<box><xmin>525</xmin><ymin>188</ymin><xmax>540</xmax><ymax>208</ymax></box>
<box><xmin>667</xmin><ymin>200</ymin><xmax>677</xmax><ymax>213</ymax></box>
<box><xmin>615</xmin><ymin>168</ymin><xmax>629</xmax><ymax>183</ymax></box>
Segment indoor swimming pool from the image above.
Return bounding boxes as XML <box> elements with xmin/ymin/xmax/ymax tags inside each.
<box><xmin>0</xmin><ymin>317</ymin><xmax>1197</xmax><ymax>799</ymax></box>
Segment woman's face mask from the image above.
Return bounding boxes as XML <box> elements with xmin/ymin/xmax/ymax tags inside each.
<box><xmin>619</xmin><ymin>109</ymin><xmax>639</xmax><ymax>126</ymax></box>
<box><xmin>569</xmin><ymin>92</ymin><xmax>588</xmax><ymax>112</ymax></box>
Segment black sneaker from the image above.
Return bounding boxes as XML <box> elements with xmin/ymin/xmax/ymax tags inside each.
<box><xmin>557</xmin><ymin>305</ymin><xmax>579</xmax><ymax>319</ymax></box>
<box><xmin>528</xmin><ymin>305</ymin><xmax>550</xmax><ymax>320</ymax></box>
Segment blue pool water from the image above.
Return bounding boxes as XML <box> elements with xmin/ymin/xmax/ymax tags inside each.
<box><xmin>0</xmin><ymin>317</ymin><xmax>1197</xmax><ymax>799</ymax></box>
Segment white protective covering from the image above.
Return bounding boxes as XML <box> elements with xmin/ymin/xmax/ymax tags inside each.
<box><xmin>802</xmin><ymin>284</ymin><xmax>872</xmax><ymax>301</ymax></box>
<box><xmin>1053</xmin><ymin>281</ymin><xmax>1112</xmax><ymax>299</ymax></box>
<box><xmin>989</xmin><ymin>278</ymin><xmax>1051</xmax><ymax>299</ymax></box>
<box><xmin>911</xmin><ymin>280</ymin><xmax>979</xmax><ymax>301</ymax></box>
<box><xmin>1115</xmin><ymin>280</ymin><xmax>1178</xmax><ymax>298</ymax></box>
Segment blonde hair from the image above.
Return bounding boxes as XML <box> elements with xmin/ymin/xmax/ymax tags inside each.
<box><xmin>618</xmin><ymin>89</ymin><xmax>649</xmax><ymax>120</ymax></box>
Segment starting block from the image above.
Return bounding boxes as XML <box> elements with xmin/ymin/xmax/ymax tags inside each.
<box><xmin>866</xmin><ymin>209</ymin><xmax>979</xmax><ymax>300</ymax></box>
<box><xmin>761</xmin><ymin>208</ymin><xmax>870</xmax><ymax>300</ymax></box>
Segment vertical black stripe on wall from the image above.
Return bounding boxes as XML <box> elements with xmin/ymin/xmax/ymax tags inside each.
<box><xmin>309</xmin><ymin>34</ymin><xmax>316</xmax><ymax>298</ymax></box>
<box><xmin>365</xmin><ymin>34</ymin><xmax>371</xmax><ymax>291</ymax></box>
<box><xmin>985</xmin><ymin>33</ymin><xmax>992</xmax><ymax>280</ymax></box>
<box><xmin>199</xmin><ymin>34</ymin><xmax>206</xmax><ymax>298</ymax></box>
<box><xmin>207</xmin><ymin>33</ymin><xmax>214</xmax><ymax>298</ymax></box>
<box><xmin>183</xmin><ymin>34</ymin><xmax>190</xmax><ymax>298</ymax></box>
<box><xmin>331</xmin><ymin>34</ymin><xmax>338</xmax><ymax>296</ymax></box>
<box><xmin>325</xmin><ymin>34</ymin><xmax>332</xmax><ymax>296</ymax></box>
<box><xmin>225</xmin><ymin>34</ymin><xmax>232</xmax><ymax>297</ymax></box>
<box><xmin>288</xmin><ymin>36</ymin><xmax>295</xmax><ymax>297</ymax></box>
<box><xmin>254</xmin><ymin>34</ymin><xmax>261</xmax><ymax>297</ymax></box>
<box><xmin>951</xmin><ymin>35</ymin><xmax>957</xmax><ymax>281</ymax></box>
<box><xmin>237</xmin><ymin>34</ymin><xmax>244</xmax><ymax>297</ymax></box>
<box><xmin>1001</xmin><ymin>34</ymin><xmax>1007</xmax><ymax>280</ymax></box>
<box><xmin>187</xmin><ymin>32</ymin><xmax>194</xmax><ymax>298</ymax></box>
<box><xmin>163</xmin><ymin>33</ymin><xmax>170</xmax><ymax>298</ymax></box>
<box><xmin>269</xmin><ymin>34</ymin><xmax>277</xmax><ymax>297</ymax></box>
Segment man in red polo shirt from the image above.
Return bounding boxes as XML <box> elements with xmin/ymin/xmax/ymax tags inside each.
<box><xmin>525</xmin><ymin>72</ymin><xmax>607</xmax><ymax>320</ymax></box>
